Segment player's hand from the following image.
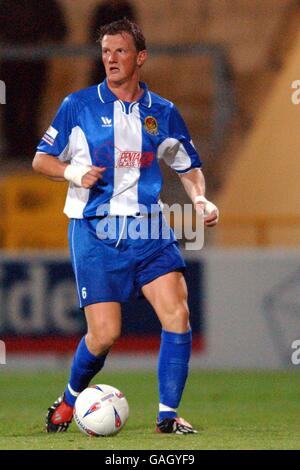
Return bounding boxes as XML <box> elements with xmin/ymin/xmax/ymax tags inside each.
<box><xmin>81</xmin><ymin>166</ymin><xmax>106</xmax><ymax>189</ymax></box>
<box><xmin>194</xmin><ymin>195</ymin><xmax>219</xmax><ymax>227</ymax></box>
<box><xmin>203</xmin><ymin>204</ymin><xmax>219</xmax><ymax>227</ymax></box>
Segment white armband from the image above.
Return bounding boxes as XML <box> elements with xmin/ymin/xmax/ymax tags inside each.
<box><xmin>64</xmin><ymin>164</ymin><xmax>91</xmax><ymax>187</ymax></box>
<box><xmin>194</xmin><ymin>195</ymin><xmax>218</xmax><ymax>217</ymax></box>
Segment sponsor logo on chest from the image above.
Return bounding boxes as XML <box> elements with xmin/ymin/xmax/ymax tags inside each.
<box><xmin>116</xmin><ymin>151</ymin><xmax>154</xmax><ymax>168</ymax></box>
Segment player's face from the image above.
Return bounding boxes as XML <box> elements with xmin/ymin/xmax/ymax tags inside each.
<box><xmin>101</xmin><ymin>32</ymin><xmax>147</xmax><ymax>85</ymax></box>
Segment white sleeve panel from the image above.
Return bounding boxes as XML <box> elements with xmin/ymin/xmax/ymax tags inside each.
<box><xmin>157</xmin><ymin>137</ymin><xmax>192</xmax><ymax>172</ymax></box>
<box><xmin>63</xmin><ymin>126</ymin><xmax>92</xmax><ymax>218</ymax></box>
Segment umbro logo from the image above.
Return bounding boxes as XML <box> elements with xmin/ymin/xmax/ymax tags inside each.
<box><xmin>101</xmin><ymin>116</ymin><xmax>112</xmax><ymax>127</ymax></box>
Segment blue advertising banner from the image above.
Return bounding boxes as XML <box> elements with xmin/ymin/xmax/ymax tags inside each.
<box><xmin>0</xmin><ymin>254</ymin><xmax>204</xmax><ymax>353</ymax></box>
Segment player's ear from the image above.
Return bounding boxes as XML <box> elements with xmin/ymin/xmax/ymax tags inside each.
<box><xmin>137</xmin><ymin>50</ymin><xmax>148</xmax><ymax>68</ymax></box>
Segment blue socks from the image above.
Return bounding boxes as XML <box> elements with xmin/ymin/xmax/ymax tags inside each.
<box><xmin>158</xmin><ymin>329</ymin><xmax>192</xmax><ymax>422</ymax></box>
<box><xmin>64</xmin><ymin>336</ymin><xmax>107</xmax><ymax>406</ymax></box>
<box><xmin>64</xmin><ymin>330</ymin><xmax>192</xmax><ymax>418</ymax></box>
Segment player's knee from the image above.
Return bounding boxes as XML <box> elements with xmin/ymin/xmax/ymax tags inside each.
<box><xmin>174</xmin><ymin>305</ymin><xmax>190</xmax><ymax>327</ymax></box>
<box><xmin>163</xmin><ymin>304</ymin><xmax>190</xmax><ymax>332</ymax></box>
<box><xmin>87</xmin><ymin>330</ymin><xmax>120</xmax><ymax>356</ymax></box>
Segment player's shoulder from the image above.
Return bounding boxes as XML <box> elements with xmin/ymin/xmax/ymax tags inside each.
<box><xmin>63</xmin><ymin>85</ymin><xmax>100</xmax><ymax>110</ymax></box>
<box><xmin>147</xmin><ymin>89</ymin><xmax>175</xmax><ymax>111</ymax></box>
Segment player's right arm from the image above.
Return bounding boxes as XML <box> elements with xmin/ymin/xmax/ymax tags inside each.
<box><xmin>32</xmin><ymin>95</ymin><xmax>105</xmax><ymax>188</ymax></box>
<box><xmin>32</xmin><ymin>152</ymin><xmax>105</xmax><ymax>189</ymax></box>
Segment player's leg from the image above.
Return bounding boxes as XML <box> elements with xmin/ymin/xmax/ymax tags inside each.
<box><xmin>46</xmin><ymin>302</ymin><xmax>121</xmax><ymax>433</ymax></box>
<box><xmin>64</xmin><ymin>302</ymin><xmax>121</xmax><ymax>404</ymax></box>
<box><xmin>141</xmin><ymin>271</ymin><xmax>197</xmax><ymax>434</ymax></box>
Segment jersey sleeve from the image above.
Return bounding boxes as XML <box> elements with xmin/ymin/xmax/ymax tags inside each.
<box><xmin>36</xmin><ymin>95</ymin><xmax>76</xmax><ymax>161</ymax></box>
<box><xmin>158</xmin><ymin>104</ymin><xmax>202</xmax><ymax>173</ymax></box>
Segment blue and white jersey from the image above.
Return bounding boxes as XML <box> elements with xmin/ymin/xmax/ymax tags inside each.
<box><xmin>37</xmin><ymin>80</ymin><xmax>202</xmax><ymax>218</ymax></box>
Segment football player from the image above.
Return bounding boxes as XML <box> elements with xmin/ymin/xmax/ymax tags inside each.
<box><xmin>33</xmin><ymin>18</ymin><xmax>219</xmax><ymax>435</ymax></box>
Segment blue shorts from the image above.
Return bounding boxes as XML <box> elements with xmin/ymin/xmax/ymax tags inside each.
<box><xmin>68</xmin><ymin>213</ymin><xmax>186</xmax><ymax>308</ymax></box>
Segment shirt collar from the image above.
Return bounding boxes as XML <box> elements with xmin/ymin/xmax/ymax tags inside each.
<box><xmin>98</xmin><ymin>80</ymin><xmax>152</xmax><ymax>108</ymax></box>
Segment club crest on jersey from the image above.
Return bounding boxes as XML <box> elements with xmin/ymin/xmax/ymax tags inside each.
<box><xmin>144</xmin><ymin>116</ymin><xmax>158</xmax><ymax>135</ymax></box>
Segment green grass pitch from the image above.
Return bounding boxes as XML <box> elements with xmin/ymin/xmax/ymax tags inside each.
<box><xmin>0</xmin><ymin>370</ymin><xmax>299</xmax><ymax>450</ymax></box>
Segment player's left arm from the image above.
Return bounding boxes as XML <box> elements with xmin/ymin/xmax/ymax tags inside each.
<box><xmin>160</xmin><ymin>104</ymin><xmax>219</xmax><ymax>227</ymax></box>
<box><xmin>179</xmin><ymin>168</ymin><xmax>219</xmax><ymax>227</ymax></box>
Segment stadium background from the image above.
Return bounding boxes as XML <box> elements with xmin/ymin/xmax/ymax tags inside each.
<box><xmin>0</xmin><ymin>0</ymin><xmax>300</xmax><ymax>450</ymax></box>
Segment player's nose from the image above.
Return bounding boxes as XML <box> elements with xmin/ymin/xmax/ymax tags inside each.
<box><xmin>108</xmin><ymin>53</ymin><xmax>117</xmax><ymax>63</ymax></box>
